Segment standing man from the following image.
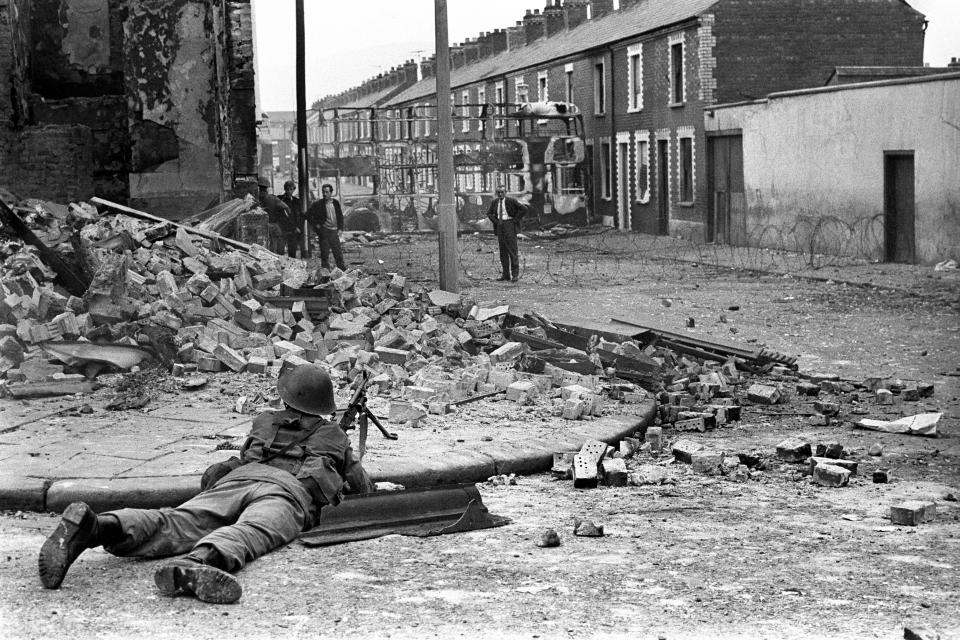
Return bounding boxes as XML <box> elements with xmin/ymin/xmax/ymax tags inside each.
<box><xmin>486</xmin><ymin>185</ymin><xmax>527</xmax><ymax>282</ymax></box>
<box><xmin>278</xmin><ymin>180</ymin><xmax>303</xmax><ymax>258</ymax></box>
<box><xmin>38</xmin><ymin>365</ymin><xmax>373</xmax><ymax>605</ymax></box>
<box><xmin>305</xmin><ymin>183</ymin><xmax>346</xmax><ymax>271</ymax></box>
<box><xmin>258</xmin><ymin>177</ymin><xmax>292</xmax><ymax>255</ymax></box>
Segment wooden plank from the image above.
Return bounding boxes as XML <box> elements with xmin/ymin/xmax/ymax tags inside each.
<box><xmin>6</xmin><ymin>380</ymin><xmax>101</xmax><ymax>398</ymax></box>
<box><xmin>90</xmin><ymin>197</ymin><xmax>253</xmax><ymax>252</ymax></box>
<box><xmin>611</xmin><ymin>317</ymin><xmax>760</xmax><ymax>359</ymax></box>
<box><xmin>0</xmin><ymin>198</ymin><xmax>90</xmax><ymax>296</ymax></box>
<box><xmin>504</xmin><ymin>329</ymin><xmax>567</xmax><ymax>352</ymax></box>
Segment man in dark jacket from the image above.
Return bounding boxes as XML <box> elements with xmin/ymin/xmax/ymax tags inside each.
<box><xmin>38</xmin><ymin>365</ymin><xmax>372</xmax><ymax>604</ymax></box>
<box><xmin>277</xmin><ymin>180</ymin><xmax>303</xmax><ymax>258</ymax></box>
<box><xmin>486</xmin><ymin>185</ymin><xmax>527</xmax><ymax>282</ymax></box>
<box><xmin>258</xmin><ymin>176</ymin><xmax>292</xmax><ymax>255</ymax></box>
<box><xmin>305</xmin><ymin>183</ymin><xmax>346</xmax><ymax>270</ymax></box>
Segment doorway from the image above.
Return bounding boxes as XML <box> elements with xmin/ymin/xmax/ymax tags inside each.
<box><xmin>707</xmin><ymin>133</ymin><xmax>745</xmax><ymax>244</ymax></box>
<box><xmin>883</xmin><ymin>151</ymin><xmax>915</xmax><ymax>263</ymax></box>
<box><xmin>617</xmin><ymin>141</ymin><xmax>630</xmax><ymax>230</ymax></box>
<box><xmin>656</xmin><ymin>139</ymin><xmax>669</xmax><ymax>235</ymax></box>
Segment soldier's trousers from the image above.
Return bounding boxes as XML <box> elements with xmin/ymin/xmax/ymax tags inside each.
<box><xmin>103</xmin><ymin>479</ymin><xmax>310</xmax><ymax>572</ymax></box>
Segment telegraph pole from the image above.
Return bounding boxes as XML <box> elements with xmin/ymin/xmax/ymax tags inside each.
<box><xmin>295</xmin><ymin>0</ymin><xmax>311</xmax><ymax>257</ymax></box>
<box><xmin>434</xmin><ymin>0</ymin><xmax>459</xmax><ymax>291</ymax></box>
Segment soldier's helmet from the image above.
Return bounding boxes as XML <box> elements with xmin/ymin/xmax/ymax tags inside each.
<box><xmin>257</xmin><ymin>176</ymin><xmax>270</xmax><ymax>188</ymax></box>
<box><xmin>277</xmin><ymin>365</ymin><xmax>336</xmax><ymax>416</ymax></box>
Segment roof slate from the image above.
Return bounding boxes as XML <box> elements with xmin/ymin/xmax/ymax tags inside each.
<box><xmin>386</xmin><ymin>0</ymin><xmax>719</xmax><ymax>106</ymax></box>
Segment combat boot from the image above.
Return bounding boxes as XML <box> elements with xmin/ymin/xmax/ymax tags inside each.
<box><xmin>154</xmin><ymin>557</ymin><xmax>242</xmax><ymax>605</ymax></box>
<box><xmin>38</xmin><ymin>502</ymin><xmax>98</xmax><ymax>589</ymax></box>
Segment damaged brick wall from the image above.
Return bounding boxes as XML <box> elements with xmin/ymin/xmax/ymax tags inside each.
<box><xmin>1</xmin><ymin>0</ymin><xmax>256</xmax><ymax>215</ymax></box>
<box><xmin>227</xmin><ymin>1</ymin><xmax>257</xmax><ymax>179</ymax></box>
<box><xmin>1</xmin><ymin>125</ymin><xmax>95</xmax><ymax>201</ymax></box>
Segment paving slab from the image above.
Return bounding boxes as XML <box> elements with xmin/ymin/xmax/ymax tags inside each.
<box><xmin>0</xmin><ymin>393</ymin><xmax>655</xmax><ymax>512</ymax></box>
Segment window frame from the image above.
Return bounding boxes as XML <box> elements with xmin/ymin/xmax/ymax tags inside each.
<box><xmin>564</xmin><ymin>63</ymin><xmax>574</xmax><ymax>104</ymax></box>
<box><xmin>668</xmin><ymin>33</ymin><xmax>686</xmax><ymax>106</ymax></box>
<box><xmin>627</xmin><ymin>43</ymin><xmax>643</xmax><ymax>113</ymax></box>
<box><xmin>634</xmin><ymin>130</ymin><xmax>651</xmax><ymax>204</ymax></box>
<box><xmin>494</xmin><ymin>81</ymin><xmax>505</xmax><ymax>128</ymax></box>
<box><xmin>462</xmin><ymin>90</ymin><xmax>471</xmax><ymax>132</ymax></box>
<box><xmin>538</xmin><ymin>70</ymin><xmax>549</xmax><ymax>102</ymax></box>
<box><xmin>593</xmin><ymin>60</ymin><xmax>606</xmax><ymax>115</ymax></box>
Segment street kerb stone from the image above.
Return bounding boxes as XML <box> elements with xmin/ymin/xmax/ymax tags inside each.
<box><xmin>0</xmin><ymin>476</ymin><xmax>47</xmax><ymax>511</ymax></box>
<box><xmin>365</xmin><ymin>450</ymin><xmax>497</xmax><ymax>488</ymax></box>
<box><xmin>46</xmin><ymin>476</ymin><xmax>201</xmax><ymax>513</ymax></box>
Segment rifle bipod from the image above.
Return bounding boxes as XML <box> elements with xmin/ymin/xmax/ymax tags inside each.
<box><xmin>348</xmin><ymin>397</ymin><xmax>398</xmax><ymax>460</ymax></box>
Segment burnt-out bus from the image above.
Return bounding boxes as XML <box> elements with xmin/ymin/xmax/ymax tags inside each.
<box><xmin>310</xmin><ymin>101</ymin><xmax>590</xmax><ymax>233</ymax></box>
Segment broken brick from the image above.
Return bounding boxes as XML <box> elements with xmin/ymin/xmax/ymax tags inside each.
<box><xmin>890</xmin><ymin>501</ymin><xmax>936</xmax><ymax>526</ymax></box>
<box><xmin>812</xmin><ymin>463</ymin><xmax>850</xmax><ymax>487</ymax></box>
<box><xmin>776</xmin><ymin>437</ymin><xmax>811</xmax><ymax>463</ymax></box>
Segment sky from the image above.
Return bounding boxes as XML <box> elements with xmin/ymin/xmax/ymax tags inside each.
<box><xmin>252</xmin><ymin>0</ymin><xmax>959</xmax><ymax>112</ymax></box>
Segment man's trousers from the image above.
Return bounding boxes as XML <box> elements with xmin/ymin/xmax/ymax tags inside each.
<box><xmin>496</xmin><ymin>219</ymin><xmax>520</xmax><ymax>279</ymax></box>
<box><xmin>103</xmin><ymin>479</ymin><xmax>311</xmax><ymax>572</ymax></box>
<box><xmin>318</xmin><ymin>228</ymin><xmax>346</xmax><ymax>270</ymax></box>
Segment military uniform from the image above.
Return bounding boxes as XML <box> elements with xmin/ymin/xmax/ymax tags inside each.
<box><xmin>100</xmin><ymin>410</ymin><xmax>371</xmax><ymax>572</ymax></box>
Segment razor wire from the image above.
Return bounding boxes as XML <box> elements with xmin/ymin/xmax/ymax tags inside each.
<box><xmin>342</xmin><ymin>211</ymin><xmax>940</xmax><ymax>291</ymax></box>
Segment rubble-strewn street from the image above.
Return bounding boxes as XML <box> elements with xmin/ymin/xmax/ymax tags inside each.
<box><xmin>1</xmin><ymin>218</ymin><xmax>957</xmax><ymax>639</ymax></box>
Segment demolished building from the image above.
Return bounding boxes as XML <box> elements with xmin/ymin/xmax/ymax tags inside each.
<box><xmin>0</xmin><ymin>0</ymin><xmax>257</xmax><ymax>218</ymax></box>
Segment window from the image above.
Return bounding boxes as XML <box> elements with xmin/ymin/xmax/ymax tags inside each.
<box><xmin>477</xmin><ymin>87</ymin><xmax>485</xmax><ymax>117</ymax></box>
<box><xmin>627</xmin><ymin>43</ymin><xmax>643</xmax><ymax>112</ymax></box>
<box><xmin>495</xmin><ymin>82</ymin><xmax>505</xmax><ymax>128</ymax></box>
<box><xmin>634</xmin><ymin>131</ymin><xmax>650</xmax><ymax>203</ymax></box>
<box><xmin>424</xmin><ymin>103</ymin><xmax>431</xmax><ymax>136</ymax></box>
<box><xmin>462</xmin><ymin>90</ymin><xmax>471</xmax><ymax>132</ymax></box>
<box><xmin>515</xmin><ymin>77</ymin><xmax>529</xmax><ymax>104</ymax></box>
<box><xmin>678</xmin><ymin>135</ymin><xmax>694</xmax><ymax>203</ymax></box>
<box><xmin>538</xmin><ymin>71</ymin><xmax>549</xmax><ymax>102</ymax></box>
<box><xmin>564</xmin><ymin>63</ymin><xmax>574</xmax><ymax>103</ymax></box>
<box><xmin>600</xmin><ymin>138</ymin><xmax>612</xmax><ymax>199</ymax></box>
<box><xmin>669</xmin><ymin>33</ymin><xmax>685</xmax><ymax>105</ymax></box>
<box><xmin>593</xmin><ymin>61</ymin><xmax>605</xmax><ymax>115</ymax></box>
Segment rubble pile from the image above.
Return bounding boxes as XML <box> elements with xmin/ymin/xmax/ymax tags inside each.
<box><xmin>0</xmin><ymin>197</ymin><xmax>940</xmax><ymax>450</ymax></box>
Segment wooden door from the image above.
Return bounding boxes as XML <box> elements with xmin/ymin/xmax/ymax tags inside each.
<box><xmin>707</xmin><ymin>134</ymin><xmax>745</xmax><ymax>245</ymax></box>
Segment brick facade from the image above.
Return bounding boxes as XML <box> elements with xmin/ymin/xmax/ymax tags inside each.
<box><xmin>320</xmin><ymin>0</ymin><xmax>926</xmax><ymax>241</ymax></box>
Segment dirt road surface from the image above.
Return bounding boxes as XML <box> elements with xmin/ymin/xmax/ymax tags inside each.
<box><xmin>2</xmin><ymin>234</ymin><xmax>958</xmax><ymax>640</ymax></box>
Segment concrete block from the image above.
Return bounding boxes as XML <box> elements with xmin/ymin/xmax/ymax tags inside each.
<box><xmin>776</xmin><ymin>437</ymin><xmax>811</xmax><ymax>462</ymax></box>
<box><xmin>747</xmin><ymin>384</ymin><xmax>781</xmax><ymax>404</ymax></box>
<box><xmin>374</xmin><ymin>346</ymin><xmax>408</xmax><ymax>365</ymax></box>
<box><xmin>672</xmin><ymin>438</ymin><xmax>704</xmax><ymax>464</ymax></box>
<box><xmin>812</xmin><ymin>463</ymin><xmax>850</xmax><ymax>487</ymax></box>
<box><xmin>490</xmin><ymin>341</ymin><xmax>524</xmax><ymax>364</ymax></box>
<box><xmin>809</xmin><ymin>457</ymin><xmax>858</xmax><ymax>476</ymax></box>
<box><xmin>562</xmin><ymin>398</ymin><xmax>587</xmax><ymax>420</ymax></box>
<box><xmin>600</xmin><ymin>458</ymin><xmax>628</xmax><ymax>486</ymax></box>
<box><xmin>403</xmin><ymin>386</ymin><xmax>437</xmax><ymax>401</ymax></box>
<box><xmin>691</xmin><ymin>450</ymin><xmax>723</xmax><ymax>475</ymax></box>
<box><xmin>213</xmin><ymin>344</ymin><xmax>247</xmax><ymax>372</ymax></box>
<box><xmin>815</xmin><ymin>442</ymin><xmax>844</xmax><ymax>459</ymax></box>
<box><xmin>572</xmin><ymin>453</ymin><xmax>598</xmax><ymax>488</ymax></box>
<box><xmin>890</xmin><ymin>501</ymin><xmax>936</xmax><ymax>526</ymax></box>
<box><xmin>197</xmin><ymin>356</ymin><xmax>223</xmax><ymax>372</ymax></box>
<box><xmin>506</xmin><ymin>380</ymin><xmax>539</xmax><ymax>402</ymax></box>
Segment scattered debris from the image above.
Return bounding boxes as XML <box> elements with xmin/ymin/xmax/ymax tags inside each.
<box><xmin>573</xmin><ymin>519</ymin><xmax>604</xmax><ymax>537</ymax></box>
<box><xmin>535</xmin><ymin>529</ymin><xmax>561</xmax><ymax>548</ymax></box>
<box><xmin>855</xmin><ymin>413</ymin><xmax>942</xmax><ymax>437</ymax></box>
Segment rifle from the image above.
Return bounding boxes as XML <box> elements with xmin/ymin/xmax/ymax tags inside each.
<box><xmin>338</xmin><ymin>372</ymin><xmax>398</xmax><ymax>459</ymax></box>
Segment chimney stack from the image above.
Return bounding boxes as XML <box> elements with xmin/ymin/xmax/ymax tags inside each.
<box><xmin>421</xmin><ymin>54</ymin><xmax>436</xmax><ymax>79</ymax></box>
<box><xmin>523</xmin><ymin>8</ymin><xmax>546</xmax><ymax>44</ymax></box>
<box><xmin>507</xmin><ymin>21</ymin><xmax>526</xmax><ymax>50</ymax></box>
<box><xmin>564</xmin><ymin>0</ymin><xmax>589</xmax><ymax>30</ymax></box>
<box><xmin>462</xmin><ymin>38</ymin><xmax>481</xmax><ymax>64</ymax></box>
<box><xmin>486</xmin><ymin>29</ymin><xmax>508</xmax><ymax>56</ymax></box>
<box><xmin>949</xmin><ymin>56</ymin><xmax>960</xmax><ymax>68</ymax></box>
<box><xmin>544</xmin><ymin>1</ymin><xmax>565</xmax><ymax>37</ymax></box>
<box><xmin>590</xmin><ymin>0</ymin><xmax>614</xmax><ymax>19</ymax></box>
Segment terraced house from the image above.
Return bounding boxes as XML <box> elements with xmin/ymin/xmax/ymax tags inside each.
<box><xmin>316</xmin><ymin>0</ymin><xmax>926</xmax><ymax>241</ymax></box>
